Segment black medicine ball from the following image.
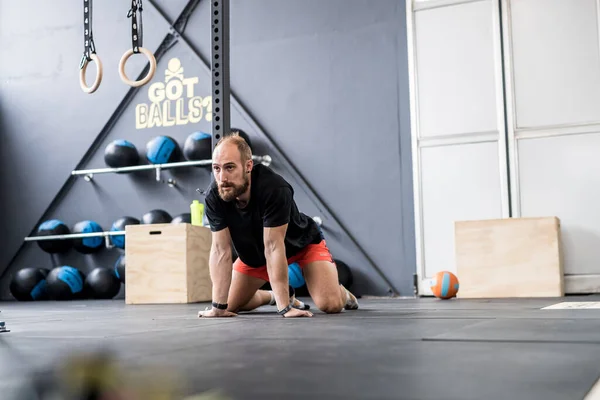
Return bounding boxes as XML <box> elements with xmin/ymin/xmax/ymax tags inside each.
<box><xmin>110</xmin><ymin>216</ymin><xmax>140</xmax><ymax>249</ymax></box>
<box><xmin>46</xmin><ymin>266</ymin><xmax>85</xmax><ymax>300</ymax></box>
<box><xmin>104</xmin><ymin>139</ymin><xmax>140</xmax><ymax>169</ymax></box>
<box><xmin>171</xmin><ymin>213</ymin><xmax>192</xmax><ymax>224</ymax></box>
<box><xmin>9</xmin><ymin>268</ymin><xmax>50</xmax><ymax>301</ymax></box>
<box><xmin>183</xmin><ymin>132</ymin><xmax>212</xmax><ymax>163</ymax></box>
<box><xmin>84</xmin><ymin>267</ymin><xmax>121</xmax><ymax>299</ymax></box>
<box><xmin>146</xmin><ymin>135</ymin><xmax>180</xmax><ymax>164</ymax></box>
<box><xmin>335</xmin><ymin>259</ymin><xmax>353</xmax><ymax>289</ymax></box>
<box><xmin>141</xmin><ymin>209</ymin><xmax>172</xmax><ymax>224</ymax></box>
<box><xmin>114</xmin><ymin>254</ymin><xmax>126</xmax><ymax>284</ymax></box>
<box><xmin>72</xmin><ymin>220</ymin><xmax>104</xmax><ymax>254</ymax></box>
<box><xmin>36</xmin><ymin>219</ymin><xmax>72</xmax><ymax>254</ymax></box>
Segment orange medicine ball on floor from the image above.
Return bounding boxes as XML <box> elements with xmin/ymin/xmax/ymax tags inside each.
<box><xmin>430</xmin><ymin>271</ymin><xmax>459</xmax><ymax>299</ymax></box>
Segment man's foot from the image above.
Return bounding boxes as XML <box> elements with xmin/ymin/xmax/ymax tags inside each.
<box><xmin>291</xmin><ymin>296</ymin><xmax>310</xmax><ymax>310</ymax></box>
<box><xmin>343</xmin><ymin>286</ymin><xmax>359</xmax><ymax>310</ymax></box>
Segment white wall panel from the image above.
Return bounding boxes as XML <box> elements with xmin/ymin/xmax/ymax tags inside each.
<box><xmin>407</xmin><ymin>0</ymin><xmax>509</xmax><ymax>295</ymax></box>
<box><xmin>518</xmin><ymin>132</ymin><xmax>600</xmax><ymax>275</ymax></box>
<box><xmin>503</xmin><ymin>0</ymin><xmax>600</xmax><ymax>293</ymax></box>
<box><xmin>414</xmin><ymin>0</ymin><xmax>500</xmax><ymax>137</ymax></box>
<box><xmin>509</xmin><ymin>0</ymin><xmax>600</xmax><ymax>128</ymax></box>
<box><xmin>420</xmin><ymin>142</ymin><xmax>504</xmax><ymax>276</ymax></box>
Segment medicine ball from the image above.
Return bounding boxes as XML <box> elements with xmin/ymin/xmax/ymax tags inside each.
<box><xmin>46</xmin><ymin>266</ymin><xmax>85</xmax><ymax>300</ymax></box>
<box><xmin>229</xmin><ymin>128</ymin><xmax>253</xmax><ymax>151</ymax></box>
<box><xmin>84</xmin><ymin>267</ymin><xmax>121</xmax><ymax>299</ymax></box>
<box><xmin>335</xmin><ymin>259</ymin><xmax>353</xmax><ymax>289</ymax></box>
<box><xmin>72</xmin><ymin>220</ymin><xmax>104</xmax><ymax>254</ymax></box>
<box><xmin>171</xmin><ymin>213</ymin><xmax>191</xmax><ymax>224</ymax></box>
<box><xmin>104</xmin><ymin>139</ymin><xmax>139</xmax><ymax>169</ymax></box>
<box><xmin>430</xmin><ymin>271</ymin><xmax>459</xmax><ymax>300</ymax></box>
<box><xmin>146</xmin><ymin>135</ymin><xmax>180</xmax><ymax>164</ymax></box>
<box><xmin>109</xmin><ymin>216</ymin><xmax>140</xmax><ymax>249</ymax></box>
<box><xmin>183</xmin><ymin>132</ymin><xmax>212</xmax><ymax>162</ymax></box>
<box><xmin>141</xmin><ymin>209</ymin><xmax>172</xmax><ymax>224</ymax></box>
<box><xmin>36</xmin><ymin>219</ymin><xmax>72</xmax><ymax>254</ymax></box>
<box><xmin>9</xmin><ymin>268</ymin><xmax>50</xmax><ymax>301</ymax></box>
<box><xmin>114</xmin><ymin>254</ymin><xmax>125</xmax><ymax>284</ymax></box>
<box><xmin>288</xmin><ymin>262</ymin><xmax>305</xmax><ymax>289</ymax></box>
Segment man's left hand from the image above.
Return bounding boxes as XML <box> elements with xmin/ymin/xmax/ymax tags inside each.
<box><xmin>198</xmin><ymin>307</ymin><xmax>237</xmax><ymax>318</ymax></box>
<box><xmin>283</xmin><ymin>308</ymin><xmax>313</xmax><ymax>318</ymax></box>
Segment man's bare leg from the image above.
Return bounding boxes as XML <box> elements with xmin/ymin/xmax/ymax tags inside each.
<box><xmin>227</xmin><ymin>270</ymin><xmax>270</xmax><ymax>312</ymax></box>
<box><xmin>303</xmin><ymin>260</ymin><xmax>359</xmax><ymax>313</ymax></box>
<box><xmin>227</xmin><ymin>271</ymin><xmax>307</xmax><ymax>312</ymax></box>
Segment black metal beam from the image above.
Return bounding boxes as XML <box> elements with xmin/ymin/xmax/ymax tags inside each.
<box><xmin>210</xmin><ymin>0</ymin><xmax>231</xmax><ymax>150</ymax></box>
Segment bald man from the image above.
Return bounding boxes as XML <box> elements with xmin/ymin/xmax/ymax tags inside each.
<box><xmin>198</xmin><ymin>132</ymin><xmax>359</xmax><ymax>318</ymax></box>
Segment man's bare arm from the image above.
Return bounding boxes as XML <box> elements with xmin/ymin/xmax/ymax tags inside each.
<box><xmin>263</xmin><ymin>224</ymin><xmax>290</xmax><ymax>310</ymax></box>
<box><xmin>209</xmin><ymin>228</ymin><xmax>233</xmax><ymax>306</ymax></box>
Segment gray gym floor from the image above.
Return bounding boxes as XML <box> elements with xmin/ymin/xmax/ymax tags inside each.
<box><xmin>1</xmin><ymin>296</ymin><xmax>600</xmax><ymax>400</ymax></box>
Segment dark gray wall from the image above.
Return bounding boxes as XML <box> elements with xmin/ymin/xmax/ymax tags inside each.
<box><xmin>0</xmin><ymin>0</ymin><xmax>415</xmax><ymax>300</ymax></box>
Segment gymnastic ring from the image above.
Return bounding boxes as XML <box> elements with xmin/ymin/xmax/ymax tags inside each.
<box><xmin>79</xmin><ymin>54</ymin><xmax>103</xmax><ymax>94</ymax></box>
<box><xmin>118</xmin><ymin>47</ymin><xmax>157</xmax><ymax>87</ymax></box>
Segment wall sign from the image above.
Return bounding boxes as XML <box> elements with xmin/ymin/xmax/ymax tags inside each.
<box><xmin>135</xmin><ymin>57</ymin><xmax>212</xmax><ymax>129</ymax></box>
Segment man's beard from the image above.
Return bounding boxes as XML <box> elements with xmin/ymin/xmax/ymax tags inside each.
<box><xmin>218</xmin><ymin>176</ymin><xmax>249</xmax><ymax>202</ymax></box>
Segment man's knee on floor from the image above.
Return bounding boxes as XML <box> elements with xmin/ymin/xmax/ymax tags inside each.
<box><xmin>314</xmin><ymin>295</ymin><xmax>344</xmax><ymax>314</ymax></box>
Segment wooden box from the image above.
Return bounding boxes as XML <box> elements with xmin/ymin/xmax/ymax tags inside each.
<box><xmin>125</xmin><ymin>223</ymin><xmax>212</xmax><ymax>304</ymax></box>
<box><xmin>454</xmin><ymin>216</ymin><xmax>564</xmax><ymax>298</ymax></box>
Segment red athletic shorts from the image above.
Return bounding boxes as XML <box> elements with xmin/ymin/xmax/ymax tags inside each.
<box><xmin>233</xmin><ymin>240</ymin><xmax>334</xmax><ymax>282</ymax></box>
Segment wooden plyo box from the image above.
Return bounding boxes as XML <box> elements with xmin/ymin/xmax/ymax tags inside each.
<box><xmin>125</xmin><ymin>223</ymin><xmax>212</xmax><ymax>304</ymax></box>
<box><xmin>454</xmin><ymin>217</ymin><xmax>564</xmax><ymax>298</ymax></box>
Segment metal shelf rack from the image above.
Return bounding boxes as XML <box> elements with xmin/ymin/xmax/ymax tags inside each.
<box><xmin>71</xmin><ymin>155</ymin><xmax>272</xmax><ymax>186</ymax></box>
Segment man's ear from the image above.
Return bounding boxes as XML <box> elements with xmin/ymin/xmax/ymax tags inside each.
<box><xmin>246</xmin><ymin>159</ymin><xmax>254</xmax><ymax>173</ymax></box>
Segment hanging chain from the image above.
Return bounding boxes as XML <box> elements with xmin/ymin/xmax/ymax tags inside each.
<box><xmin>127</xmin><ymin>0</ymin><xmax>144</xmax><ymax>54</ymax></box>
<box><xmin>80</xmin><ymin>0</ymin><xmax>96</xmax><ymax>68</ymax></box>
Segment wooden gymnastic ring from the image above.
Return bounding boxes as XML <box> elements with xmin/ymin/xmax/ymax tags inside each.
<box><xmin>79</xmin><ymin>54</ymin><xmax>103</xmax><ymax>94</ymax></box>
<box><xmin>118</xmin><ymin>47</ymin><xmax>157</xmax><ymax>87</ymax></box>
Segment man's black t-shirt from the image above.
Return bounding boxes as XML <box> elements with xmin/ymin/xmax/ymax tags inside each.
<box><xmin>204</xmin><ymin>164</ymin><xmax>323</xmax><ymax>268</ymax></box>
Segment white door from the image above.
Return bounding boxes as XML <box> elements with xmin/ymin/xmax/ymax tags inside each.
<box><xmin>501</xmin><ymin>0</ymin><xmax>600</xmax><ymax>294</ymax></box>
<box><xmin>406</xmin><ymin>0</ymin><xmax>510</xmax><ymax>295</ymax></box>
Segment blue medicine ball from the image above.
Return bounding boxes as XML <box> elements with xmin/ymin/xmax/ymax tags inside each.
<box><xmin>288</xmin><ymin>262</ymin><xmax>305</xmax><ymax>289</ymax></box>
<box><xmin>72</xmin><ymin>220</ymin><xmax>104</xmax><ymax>254</ymax></box>
<box><xmin>114</xmin><ymin>254</ymin><xmax>126</xmax><ymax>284</ymax></box>
<box><xmin>9</xmin><ymin>268</ymin><xmax>50</xmax><ymax>301</ymax></box>
<box><xmin>46</xmin><ymin>266</ymin><xmax>85</xmax><ymax>300</ymax></box>
<box><xmin>36</xmin><ymin>219</ymin><xmax>72</xmax><ymax>254</ymax></box>
<box><xmin>109</xmin><ymin>216</ymin><xmax>140</xmax><ymax>249</ymax></box>
<box><xmin>146</xmin><ymin>135</ymin><xmax>180</xmax><ymax>164</ymax></box>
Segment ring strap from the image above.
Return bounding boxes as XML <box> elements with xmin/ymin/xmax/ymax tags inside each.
<box><xmin>127</xmin><ymin>0</ymin><xmax>143</xmax><ymax>54</ymax></box>
<box><xmin>80</xmin><ymin>0</ymin><xmax>96</xmax><ymax>68</ymax></box>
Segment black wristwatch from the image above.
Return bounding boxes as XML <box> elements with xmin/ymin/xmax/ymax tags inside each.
<box><xmin>277</xmin><ymin>304</ymin><xmax>292</xmax><ymax>316</ymax></box>
<box><xmin>212</xmin><ymin>302</ymin><xmax>228</xmax><ymax>310</ymax></box>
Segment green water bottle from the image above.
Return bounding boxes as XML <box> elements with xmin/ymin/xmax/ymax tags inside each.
<box><xmin>190</xmin><ymin>199</ymin><xmax>205</xmax><ymax>226</ymax></box>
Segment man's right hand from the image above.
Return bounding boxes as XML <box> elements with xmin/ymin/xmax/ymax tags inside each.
<box><xmin>198</xmin><ymin>307</ymin><xmax>237</xmax><ymax>318</ymax></box>
<box><xmin>283</xmin><ymin>308</ymin><xmax>313</xmax><ymax>318</ymax></box>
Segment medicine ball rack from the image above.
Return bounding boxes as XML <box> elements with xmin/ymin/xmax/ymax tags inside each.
<box><xmin>70</xmin><ymin>154</ymin><xmax>272</xmax><ymax>187</ymax></box>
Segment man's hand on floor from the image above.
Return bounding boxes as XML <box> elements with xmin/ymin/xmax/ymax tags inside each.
<box><xmin>198</xmin><ymin>307</ymin><xmax>237</xmax><ymax>318</ymax></box>
<box><xmin>283</xmin><ymin>308</ymin><xmax>313</xmax><ymax>318</ymax></box>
